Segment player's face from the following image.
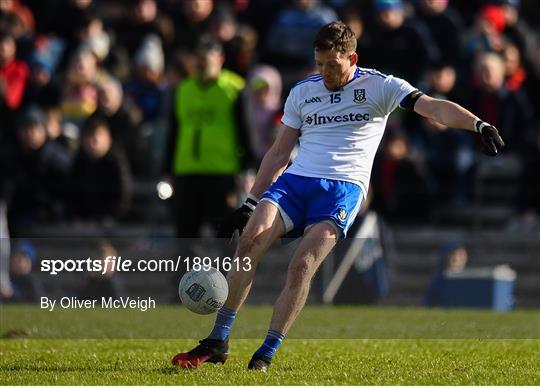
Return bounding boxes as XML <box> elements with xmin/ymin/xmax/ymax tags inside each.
<box><xmin>314</xmin><ymin>49</ymin><xmax>357</xmax><ymax>91</ymax></box>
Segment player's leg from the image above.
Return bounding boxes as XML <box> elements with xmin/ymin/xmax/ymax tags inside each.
<box><xmin>224</xmin><ymin>200</ymin><xmax>286</xmax><ymax>310</ymax></box>
<box><xmin>204</xmin><ymin>201</ymin><xmax>286</xmax><ymax>342</ymax></box>
<box><xmin>248</xmin><ymin>222</ymin><xmax>338</xmax><ymax>371</ymax></box>
<box><xmin>172</xmin><ymin>200</ymin><xmax>286</xmax><ymax>368</ymax></box>
<box><xmin>248</xmin><ymin>178</ymin><xmax>364</xmax><ymax>371</ymax></box>
<box><xmin>270</xmin><ymin>222</ymin><xmax>338</xmax><ymax>332</ymax></box>
<box><xmin>224</xmin><ymin>173</ymin><xmax>308</xmax><ymax>314</ymax></box>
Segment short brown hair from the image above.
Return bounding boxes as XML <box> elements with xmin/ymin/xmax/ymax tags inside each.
<box><xmin>313</xmin><ymin>21</ymin><xmax>357</xmax><ymax>54</ymax></box>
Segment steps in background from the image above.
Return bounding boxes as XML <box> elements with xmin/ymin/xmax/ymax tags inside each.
<box><xmin>386</xmin><ymin>228</ymin><xmax>540</xmax><ymax>308</ymax></box>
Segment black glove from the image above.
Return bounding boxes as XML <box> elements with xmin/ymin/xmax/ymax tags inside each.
<box><xmin>217</xmin><ymin>195</ymin><xmax>258</xmax><ymax>238</ymax></box>
<box><xmin>475</xmin><ymin>120</ymin><xmax>505</xmax><ymax>156</ymax></box>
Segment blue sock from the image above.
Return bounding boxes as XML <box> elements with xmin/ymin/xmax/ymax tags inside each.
<box><xmin>208</xmin><ymin>306</ymin><xmax>237</xmax><ymax>341</ymax></box>
<box><xmin>254</xmin><ymin>329</ymin><xmax>285</xmax><ymax>360</ymax></box>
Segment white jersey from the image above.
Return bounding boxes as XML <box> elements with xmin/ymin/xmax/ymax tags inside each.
<box><xmin>281</xmin><ymin>67</ymin><xmax>417</xmax><ymax>196</ymax></box>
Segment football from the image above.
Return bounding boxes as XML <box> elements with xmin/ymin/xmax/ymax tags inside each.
<box><xmin>178</xmin><ymin>268</ymin><xmax>229</xmax><ymax>314</ymax></box>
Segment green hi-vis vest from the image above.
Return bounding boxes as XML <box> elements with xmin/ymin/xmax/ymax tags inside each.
<box><xmin>172</xmin><ymin>70</ymin><xmax>245</xmax><ymax>175</ymax></box>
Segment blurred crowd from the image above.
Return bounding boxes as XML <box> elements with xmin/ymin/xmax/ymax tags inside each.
<box><xmin>1</xmin><ymin>0</ymin><xmax>539</xmax><ymax>239</ymax></box>
<box><xmin>2</xmin><ymin>238</ymin><xmax>126</xmax><ymax>303</ymax></box>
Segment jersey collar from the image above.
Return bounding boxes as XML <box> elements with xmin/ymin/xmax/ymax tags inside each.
<box><xmin>335</xmin><ymin>67</ymin><xmax>361</xmax><ymax>91</ymax></box>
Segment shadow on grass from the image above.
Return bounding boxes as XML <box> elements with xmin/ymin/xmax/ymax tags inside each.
<box><xmin>2</xmin><ymin>329</ymin><xmax>33</xmax><ymax>338</ymax></box>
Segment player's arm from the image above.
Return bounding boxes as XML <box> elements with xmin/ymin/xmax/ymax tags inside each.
<box><xmin>217</xmin><ymin>124</ymin><xmax>298</xmax><ymax>238</ymax></box>
<box><xmin>249</xmin><ymin>124</ymin><xmax>299</xmax><ymax>199</ymax></box>
<box><xmin>413</xmin><ymin>94</ymin><xmax>477</xmax><ymax>132</ymax></box>
<box><xmin>411</xmin><ymin>93</ymin><xmax>505</xmax><ymax>156</ymax></box>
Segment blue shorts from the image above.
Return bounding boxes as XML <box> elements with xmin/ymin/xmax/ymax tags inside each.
<box><xmin>261</xmin><ymin>173</ymin><xmax>364</xmax><ymax>238</ymax></box>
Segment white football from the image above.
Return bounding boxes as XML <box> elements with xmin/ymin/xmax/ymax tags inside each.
<box><xmin>179</xmin><ymin>268</ymin><xmax>229</xmax><ymax>314</ymax></box>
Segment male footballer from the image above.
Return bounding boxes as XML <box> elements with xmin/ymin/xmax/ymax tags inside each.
<box><xmin>172</xmin><ymin>21</ymin><xmax>504</xmax><ymax>372</ymax></box>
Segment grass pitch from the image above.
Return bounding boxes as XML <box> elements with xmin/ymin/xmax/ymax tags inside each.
<box><xmin>1</xmin><ymin>305</ymin><xmax>539</xmax><ymax>385</ymax></box>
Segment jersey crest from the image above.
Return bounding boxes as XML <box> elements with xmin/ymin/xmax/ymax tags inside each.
<box><xmin>353</xmin><ymin>88</ymin><xmax>366</xmax><ymax>103</ymax></box>
<box><xmin>337</xmin><ymin>208</ymin><xmax>348</xmax><ymax>223</ymax></box>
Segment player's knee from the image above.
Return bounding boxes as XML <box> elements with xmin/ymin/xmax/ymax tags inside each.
<box><xmin>239</xmin><ymin>222</ymin><xmax>273</xmax><ymax>250</ymax></box>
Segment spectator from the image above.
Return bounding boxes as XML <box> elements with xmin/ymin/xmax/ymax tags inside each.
<box><xmin>502</xmin><ymin>39</ymin><xmax>539</xmax><ymax>108</ymax></box>
<box><xmin>415</xmin><ymin>0</ymin><xmax>465</xmax><ymax>67</ymax></box>
<box><xmin>21</xmin><ymin>36</ymin><xmax>63</xmax><ymax>109</ymax></box>
<box><xmin>411</xmin><ymin>61</ymin><xmax>476</xmax><ymax>205</ymax></box>
<box><xmin>0</xmin><ymin>4</ymin><xmax>34</xmax><ymax>62</ymax></box>
<box><xmin>372</xmin><ymin>128</ymin><xmax>430</xmax><ymax>223</ymax></box>
<box><xmin>77</xmin><ymin>14</ymin><xmax>111</xmax><ymax>68</ymax></box>
<box><xmin>5</xmin><ymin>240</ymin><xmax>45</xmax><ymax>303</ymax></box>
<box><xmin>0</xmin><ymin>31</ymin><xmax>29</xmax><ymax>136</ymax></box>
<box><xmin>463</xmin><ymin>4</ymin><xmax>506</xmax><ymax>66</ymax></box>
<box><xmin>69</xmin><ymin>118</ymin><xmax>132</xmax><ymax>222</ymax></box>
<box><xmin>467</xmin><ymin>52</ymin><xmax>534</xmax><ymax>154</ymax></box>
<box><xmin>0</xmin><ymin>0</ymin><xmax>35</xmax><ymax>34</ymax></box>
<box><xmin>125</xmin><ymin>34</ymin><xmax>169</xmax><ymax>171</ymax></box>
<box><xmin>164</xmin><ymin>36</ymin><xmax>254</xmax><ymax>237</ymax></box>
<box><xmin>167</xmin><ymin>0</ymin><xmax>216</xmax><ymax>87</ymax></box>
<box><xmin>340</xmin><ymin>6</ymin><xmax>363</xmax><ymax>41</ymax></box>
<box><xmin>172</xmin><ymin>0</ymin><xmax>214</xmax><ymax>51</ymax></box>
<box><xmin>424</xmin><ymin>240</ymin><xmax>468</xmax><ymax>307</ymax></box>
<box><xmin>265</xmin><ymin>0</ymin><xmax>338</xmax><ymax>71</ymax></box>
<box><xmin>503</xmin><ymin>41</ymin><xmax>527</xmax><ymax>92</ymax></box>
<box><xmin>339</xmin><ymin>6</ymin><xmax>370</xmax><ymax>62</ymax></box>
<box><xmin>60</xmin><ymin>47</ymin><xmax>103</xmax><ymax>128</ymax></box>
<box><xmin>115</xmin><ymin>0</ymin><xmax>174</xmax><ymax>62</ymax></box>
<box><xmin>79</xmin><ymin>240</ymin><xmax>125</xmax><ymax>300</ymax></box>
<box><xmin>55</xmin><ymin>9</ymin><xmax>103</xmax><ymax>72</ymax></box>
<box><xmin>206</xmin><ymin>3</ymin><xmax>257</xmax><ymax>77</ymax></box>
<box><xmin>500</xmin><ymin>0</ymin><xmax>537</xmax><ymax>70</ymax></box>
<box><xmin>222</xmin><ymin>23</ymin><xmax>259</xmax><ymax>77</ymax></box>
<box><xmin>168</xmin><ymin>45</ymin><xmax>198</xmax><ymax>86</ymax></box>
<box><xmin>52</xmin><ymin>0</ymin><xmax>96</xmax><ymax>44</ymax></box>
<box><xmin>44</xmin><ymin>107</ymin><xmax>77</xmax><ymax>153</ymax></box>
<box><xmin>365</xmin><ymin>0</ymin><xmax>439</xmax><ymax>84</ymax></box>
<box><xmin>89</xmin><ymin>75</ymin><xmax>147</xmax><ymax>177</ymax></box>
<box><xmin>500</xmin><ymin>0</ymin><xmax>540</xmax><ymax>105</ymax></box>
<box><xmin>126</xmin><ymin>34</ymin><xmax>166</xmax><ymax>125</ymax></box>
<box><xmin>244</xmin><ymin>65</ymin><xmax>282</xmax><ymax>162</ymax></box>
<box><xmin>209</xmin><ymin>3</ymin><xmax>238</xmax><ymax>46</ymax></box>
<box><xmin>239</xmin><ymin>0</ymin><xmax>288</xmax><ymax>47</ymax></box>
<box><xmin>6</xmin><ymin>107</ymin><xmax>72</xmax><ymax>234</ymax></box>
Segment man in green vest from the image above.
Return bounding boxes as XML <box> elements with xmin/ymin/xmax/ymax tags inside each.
<box><xmin>164</xmin><ymin>36</ymin><xmax>254</xmax><ymax>237</ymax></box>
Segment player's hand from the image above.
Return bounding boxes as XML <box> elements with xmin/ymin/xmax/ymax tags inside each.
<box><xmin>217</xmin><ymin>195</ymin><xmax>258</xmax><ymax>238</ymax></box>
<box><xmin>476</xmin><ymin>121</ymin><xmax>505</xmax><ymax>156</ymax></box>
